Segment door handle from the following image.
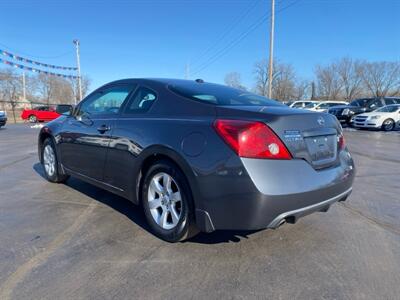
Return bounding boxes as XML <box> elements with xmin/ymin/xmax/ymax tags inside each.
<box><xmin>97</xmin><ymin>124</ymin><xmax>111</xmax><ymax>134</ymax></box>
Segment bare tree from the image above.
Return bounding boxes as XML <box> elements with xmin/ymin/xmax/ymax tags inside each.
<box><xmin>69</xmin><ymin>75</ymin><xmax>91</xmax><ymax>103</ymax></box>
<box><xmin>273</xmin><ymin>63</ymin><xmax>297</xmax><ymax>101</ymax></box>
<box><xmin>36</xmin><ymin>74</ymin><xmax>91</xmax><ymax>105</ymax></box>
<box><xmin>293</xmin><ymin>80</ymin><xmax>310</xmax><ymax>100</ymax></box>
<box><xmin>336</xmin><ymin>58</ymin><xmax>364</xmax><ymax>101</ymax></box>
<box><xmin>0</xmin><ymin>68</ymin><xmax>22</xmax><ymax>123</ymax></box>
<box><xmin>224</xmin><ymin>72</ymin><xmax>246</xmax><ymax>90</ymax></box>
<box><xmin>315</xmin><ymin>63</ymin><xmax>343</xmax><ymax>100</ymax></box>
<box><xmin>254</xmin><ymin>59</ymin><xmax>300</xmax><ymax>101</ymax></box>
<box><xmin>37</xmin><ymin>74</ymin><xmax>56</xmax><ymax>104</ymax></box>
<box><xmin>254</xmin><ymin>60</ymin><xmax>269</xmax><ymax>96</ymax></box>
<box><xmin>360</xmin><ymin>61</ymin><xmax>400</xmax><ymax>97</ymax></box>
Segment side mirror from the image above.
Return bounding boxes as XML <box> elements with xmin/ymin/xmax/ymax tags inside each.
<box><xmin>75</xmin><ymin>112</ymin><xmax>93</xmax><ymax>125</ymax></box>
<box><xmin>56</xmin><ymin>105</ymin><xmax>74</xmax><ymax>116</ymax></box>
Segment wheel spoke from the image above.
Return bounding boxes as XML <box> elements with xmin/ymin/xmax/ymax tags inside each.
<box><xmin>170</xmin><ymin>206</ymin><xmax>180</xmax><ymax>225</ymax></box>
<box><xmin>150</xmin><ymin>178</ymin><xmax>163</xmax><ymax>194</ymax></box>
<box><xmin>148</xmin><ymin>197</ymin><xmax>161</xmax><ymax>209</ymax></box>
<box><xmin>163</xmin><ymin>173</ymin><xmax>172</xmax><ymax>193</ymax></box>
<box><xmin>159</xmin><ymin>210</ymin><xmax>168</xmax><ymax>228</ymax></box>
<box><xmin>170</xmin><ymin>191</ymin><xmax>181</xmax><ymax>203</ymax></box>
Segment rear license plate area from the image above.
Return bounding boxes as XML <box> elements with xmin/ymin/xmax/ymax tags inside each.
<box><xmin>305</xmin><ymin>135</ymin><xmax>336</xmax><ymax>162</ymax></box>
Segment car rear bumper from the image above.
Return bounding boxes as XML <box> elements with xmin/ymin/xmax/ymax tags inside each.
<box><xmin>194</xmin><ymin>149</ymin><xmax>355</xmax><ymax>232</ymax></box>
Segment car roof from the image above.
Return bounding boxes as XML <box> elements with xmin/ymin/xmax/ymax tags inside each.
<box><xmin>105</xmin><ymin>78</ymin><xmax>207</xmax><ymax>86</ymax></box>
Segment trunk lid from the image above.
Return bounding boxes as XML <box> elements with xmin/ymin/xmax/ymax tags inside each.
<box><xmin>216</xmin><ymin>105</ymin><xmax>342</xmax><ymax>169</ymax></box>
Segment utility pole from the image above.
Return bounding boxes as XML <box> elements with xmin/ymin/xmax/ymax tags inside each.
<box><xmin>267</xmin><ymin>0</ymin><xmax>275</xmax><ymax>98</ymax></box>
<box><xmin>22</xmin><ymin>71</ymin><xmax>26</xmax><ymax>101</ymax></box>
<box><xmin>311</xmin><ymin>81</ymin><xmax>316</xmax><ymax>100</ymax></box>
<box><xmin>185</xmin><ymin>62</ymin><xmax>190</xmax><ymax>80</ymax></box>
<box><xmin>73</xmin><ymin>39</ymin><xmax>83</xmax><ymax>104</ymax></box>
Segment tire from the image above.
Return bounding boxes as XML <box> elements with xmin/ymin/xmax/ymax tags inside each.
<box><xmin>381</xmin><ymin>118</ymin><xmax>395</xmax><ymax>131</ymax></box>
<box><xmin>29</xmin><ymin>115</ymin><xmax>38</xmax><ymax>123</ymax></box>
<box><xmin>41</xmin><ymin>138</ymin><xmax>69</xmax><ymax>183</ymax></box>
<box><xmin>141</xmin><ymin>160</ymin><xmax>199</xmax><ymax>242</ymax></box>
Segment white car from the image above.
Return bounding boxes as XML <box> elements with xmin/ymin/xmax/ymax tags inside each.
<box><xmin>287</xmin><ymin>100</ymin><xmax>320</xmax><ymax>109</ymax></box>
<box><xmin>353</xmin><ymin>104</ymin><xmax>400</xmax><ymax>131</ymax></box>
<box><xmin>305</xmin><ymin>101</ymin><xmax>348</xmax><ymax>113</ymax></box>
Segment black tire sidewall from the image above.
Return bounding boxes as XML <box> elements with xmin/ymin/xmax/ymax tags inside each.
<box><xmin>142</xmin><ymin>161</ymin><xmax>193</xmax><ymax>242</ymax></box>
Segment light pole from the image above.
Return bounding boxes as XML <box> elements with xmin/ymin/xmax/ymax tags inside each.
<box><xmin>22</xmin><ymin>71</ymin><xmax>26</xmax><ymax>101</ymax></box>
<box><xmin>268</xmin><ymin>0</ymin><xmax>275</xmax><ymax>98</ymax></box>
<box><xmin>73</xmin><ymin>39</ymin><xmax>83</xmax><ymax>104</ymax></box>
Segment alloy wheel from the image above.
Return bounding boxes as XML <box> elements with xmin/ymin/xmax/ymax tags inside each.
<box><xmin>383</xmin><ymin>119</ymin><xmax>394</xmax><ymax>131</ymax></box>
<box><xmin>43</xmin><ymin>145</ymin><xmax>56</xmax><ymax>177</ymax></box>
<box><xmin>147</xmin><ymin>172</ymin><xmax>182</xmax><ymax>230</ymax></box>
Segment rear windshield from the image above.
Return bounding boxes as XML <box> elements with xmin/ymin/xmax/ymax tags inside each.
<box><xmin>169</xmin><ymin>82</ymin><xmax>283</xmax><ymax>107</ymax></box>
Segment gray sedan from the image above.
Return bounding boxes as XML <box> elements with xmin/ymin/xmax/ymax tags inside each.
<box><xmin>38</xmin><ymin>79</ymin><xmax>355</xmax><ymax>242</ymax></box>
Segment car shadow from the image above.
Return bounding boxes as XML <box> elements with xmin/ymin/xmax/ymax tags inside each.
<box><xmin>33</xmin><ymin>163</ymin><xmax>259</xmax><ymax>244</ymax></box>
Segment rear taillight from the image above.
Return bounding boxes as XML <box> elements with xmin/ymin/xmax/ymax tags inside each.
<box><xmin>213</xmin><ymin>119</ymin><xmax>292</xmax><ymax>159</ymax></box>
<box><xmin>338</xmin><ymin>133</ymin><xmax>346</xmax><ymax>150</ymax></box>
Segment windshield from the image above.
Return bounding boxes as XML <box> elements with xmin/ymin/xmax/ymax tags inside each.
<box><xmin>304</xmin><ymin>103</ymin><xmax>318</xmax><ymax>108</ymax></box>
<box><xmin>169</xmin><ymin>82</ymin><xmax>283</xmax><ymax>107</ymax></box>
<box><xmin>375</xmin><ymin>105</ymin><xmax>400</xmax><ymax>113</ymax></box>
<box><xmin>350</xmin><ymin>99</ymin><xmax>368</xmax><ymax>107</ymax></box>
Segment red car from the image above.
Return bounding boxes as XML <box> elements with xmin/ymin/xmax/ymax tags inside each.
<box><xmin>21</xmin><ymin>105</ymin><xmax>72</xmax><ymax>123</ymax></box>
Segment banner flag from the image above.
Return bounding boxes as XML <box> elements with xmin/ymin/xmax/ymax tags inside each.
<box><xmin>0</xmin><ymin>57</ymin><xmax>78</xmax><ymax>79</ymax></box>
<box><xmin>0</xmin><ymin>48</ymin><xmax>77</xmax><ymax>71</ymax></box>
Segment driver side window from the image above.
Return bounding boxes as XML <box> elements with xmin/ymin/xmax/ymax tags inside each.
<box><xmin>78</xmin><ymin>86</ymin><xmax>132</xmax><ymax>116</ymax></box>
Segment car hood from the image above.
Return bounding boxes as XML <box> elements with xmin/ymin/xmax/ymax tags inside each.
<box><xmin>357</xmin><ymin>112</ymin><xmax>384</xmax><ymax>118</ymax></box>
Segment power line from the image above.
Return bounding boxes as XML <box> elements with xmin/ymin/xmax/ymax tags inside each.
<box><xmin>191</xmin><ymin>0</ymin><xmax>261</xmax><ymax>64</ymax></box>
<box><xmin>0</xmin><ymin>43</ymin><xmax>73</xmax><ymax>60</ymax></box>
<box><xmin>191</xmin><ymin>0</ymin><xmax>302</xmax><ymax>76</ymax></box>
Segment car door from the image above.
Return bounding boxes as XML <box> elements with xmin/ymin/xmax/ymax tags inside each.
<box><xmin>58</xmin><ymin>84</ymin><xmax>134</xmax><ymax>181</ymax></box>
<box><xmin>45</xmin><ymin>106</ymin><xmax>60</xmax><ymax>121</ymax></box>
<box><xmin>36</xmin><ymin>106</ymin><xmax>49</xmax><ymax>120</ymax></box>
<box><xmin>103</xmin><ymin>85</ymin><xmax>157</xmax><ymax>192</ymax></box>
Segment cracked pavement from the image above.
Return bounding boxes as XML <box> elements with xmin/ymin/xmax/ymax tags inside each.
<box><xmin>0</xmin><ymin>124</ymin><xmax>399</xmax><ymax>299</ymax></box>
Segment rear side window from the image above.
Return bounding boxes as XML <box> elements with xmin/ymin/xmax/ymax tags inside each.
<box><xmin>169</xmin><ymin>82</ymin><xmax>282</xmax><ymax>107</ymax></box>
<box><xmin>385</xmin><ymin>98</ymin><xmax>400</xmax><ymax>105</ymax></box>
<box><xmin>124</xmin><ymin>87</ymin><xmax>157</xmax><ymax>114</ymax></box>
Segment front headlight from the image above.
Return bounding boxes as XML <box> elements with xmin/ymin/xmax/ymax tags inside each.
<box><xmin>370</xmin><ymin>116</ymin><xmax>380</xmax><ymax>120</ymax></box>
<box><xmin>342</xmin><ymin>108</ymin><xmax>350</xmax><ymax>115</ymax></box>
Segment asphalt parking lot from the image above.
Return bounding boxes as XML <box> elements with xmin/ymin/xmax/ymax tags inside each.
<box><xmin>0</xmin><ymin>124</ymin><xmax>399</xmax><ymax>300</ymax></box>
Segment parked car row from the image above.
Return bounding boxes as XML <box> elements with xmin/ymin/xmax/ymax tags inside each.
<box><xmin>285</xmin><ymin>97</ymin><xmax>400</xmax><ymax>132</ymax></box>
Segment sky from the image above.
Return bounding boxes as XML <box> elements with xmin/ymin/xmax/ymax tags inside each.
<box><xmin>1</xmin><ymin>0</ymin><xmax>399</xmax><ymax>92</ymax></box>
